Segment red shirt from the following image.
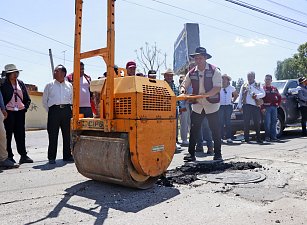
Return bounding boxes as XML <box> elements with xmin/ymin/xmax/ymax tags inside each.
<box><xmin>262</xmin><ymin>85</ymin><xmax>281</xmax><ymax>107</ymax></box>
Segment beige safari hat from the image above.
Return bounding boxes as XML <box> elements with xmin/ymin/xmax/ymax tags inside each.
<box><xmin>222</xmin><ymin>74</ymin><xmax>232</xmax><ymax>81</ymax></box>
<box><xmin>4</xmin><ymin>64</ymin><xmax>22</xmax><ymax>73</ymax></box>
<box><xmin>161</xmin><ymin>68</ymin><xmax>175</xmax><ymax>75</ymax></box>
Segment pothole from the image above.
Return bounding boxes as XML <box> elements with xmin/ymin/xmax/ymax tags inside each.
<box><xmin>157</xmin><ymin>161</ymin><xmax>262</xmax><ymax>187</ymax></box>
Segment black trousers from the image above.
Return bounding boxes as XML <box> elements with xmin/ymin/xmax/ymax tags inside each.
<box><xmin>188</xmin><ymin>110</ymin><xmax>221</xmax><ymax>157</ymax></box>
<box><xmin>47</xmin><ymin>105</ymin><xmax>72</xmax><ymax>160</ymax></box>
<box><xmin>4</xmin><ymin>110</ymin><xmax>27</xmax><ymax>158</ymax></box>
<box><xmin>299</xmin><ymin>106</ymin><xmax>307</xmax><ymax>134</ymax></box>
<box><xmin>80</xmin><ymin>107</ymin><xmax>93</xmax><ymax>118</ymax></box>
<box><xmin>243</xmin><ymin>104</ymin><xmax>261</xmax><ymax>141</ymax></box>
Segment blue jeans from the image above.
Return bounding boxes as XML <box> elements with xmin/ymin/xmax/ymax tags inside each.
<box><xmin>264</xmin><ymin>106</ymin><xmax>277</xmax><ymax>139</ymax></box>
<box><xmin>219</xmin><ymin>105</ymin><xmax>233</xmax><ymax>139</ymax></box>
<box><xmin>196</xmin><ymin>117</ymin><xmax>213</xmax><ymax>148</ymax></box>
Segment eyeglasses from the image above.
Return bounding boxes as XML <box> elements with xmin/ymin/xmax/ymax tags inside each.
<box><xmin>223</xmin><ymin>88</ymin><xmax>227</xmax><ymax>94</ymax></box>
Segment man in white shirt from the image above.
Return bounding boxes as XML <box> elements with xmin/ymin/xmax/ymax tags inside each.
<box><xmin>180</xmin><ymin>47</ymin><xmax>222</xmax><ymax>161</ymax></box>
<box><xmin>42</xmin><ymin>65</ymin><xmax>73</xmax><ymax>164</ymax></box>
<box><xmin>237</xmin><ymin>71</ymin><xmax>265</xmax><ymax>143</ymax></box>
<box><xmin>219</xmin><ymin>74</ymin><xmax>238</xmax><ymax>143</ymax></box>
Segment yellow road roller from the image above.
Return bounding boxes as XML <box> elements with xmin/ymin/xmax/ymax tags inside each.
<box><xmin>71</xmin><ymin>0</ymin><xmax>177</xmax><ymax>189</ymax></box>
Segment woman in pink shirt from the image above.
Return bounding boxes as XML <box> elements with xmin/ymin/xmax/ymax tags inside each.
<box><xmin>0</xmin><ymin>64</ymin><xmax>33</xmax><ymax>164</ymax></box>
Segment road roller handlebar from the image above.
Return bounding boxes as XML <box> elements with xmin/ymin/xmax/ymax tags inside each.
<box><xmin>176</xmin><ymin>94</ymin><xmax>209</xmax><ymax>101</ymax></box>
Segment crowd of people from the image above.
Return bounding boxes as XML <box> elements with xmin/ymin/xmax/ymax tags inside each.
<box><xmin>0</xmin><ymin>46</ymin><xmax>306</xmax><ymax>168</ymax></box>
<box><xmin>177</xmin><ymin>47</ymin><xmax>307</xmax><ymax>162</ymax></box>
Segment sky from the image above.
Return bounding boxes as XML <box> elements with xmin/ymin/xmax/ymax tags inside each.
<box><xmin>0</xmin><ymin>0</ymin><xmax>306</xmax><ymax>91</ymax></box>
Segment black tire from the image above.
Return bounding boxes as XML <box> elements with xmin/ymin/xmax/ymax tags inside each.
<box><xmin>276</xmin><ymin>114</ymin><xmax>284</xmax><ymax>138</ymax></box>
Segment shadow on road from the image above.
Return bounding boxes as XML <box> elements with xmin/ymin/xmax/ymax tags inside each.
<box><xmin>279</xmin><ymin>129</ymin><xmax>306</xmax><ymax>141</ymax></box>
<box><xmin>25</xmin><ymin>180</ymin><xmax>180</xmax><ymax>225</ymax></box>
<box><xmin>32</xmin><ymin>160</ymin><xmax>71</xmax><ymax>171</ymax></box>
<box><xmin>232</xmin><ymin>128</ymin><xmax>305</xmax><ymax>144</ymax></box>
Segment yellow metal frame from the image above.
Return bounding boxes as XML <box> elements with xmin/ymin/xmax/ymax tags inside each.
<box><xmin>73</xmin><ymin>0</ymin><xmax>115</xmax><ymax>131</ymax></box>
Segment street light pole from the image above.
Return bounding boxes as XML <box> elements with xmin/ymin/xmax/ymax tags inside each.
<box><xmin>49</xmin><ymin>49</ymin><xmax>54</xmax><ymax>78</ymax></box>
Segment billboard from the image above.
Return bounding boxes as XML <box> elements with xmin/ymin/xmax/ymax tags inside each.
<box><xmin>173</xmin><ymin>23</ymin><xmax>200</xmax><ymax>73</ymax></box>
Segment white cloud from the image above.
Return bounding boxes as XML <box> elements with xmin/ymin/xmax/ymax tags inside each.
<box><xmin>243</xmin><ymin>41</ymin><xmax>256</xmax><ymax>47</ymax></box>
<box><xmin>235</xmin><ymin>37</ymin><xmax>269</xmax><ymax>47</ymax></box>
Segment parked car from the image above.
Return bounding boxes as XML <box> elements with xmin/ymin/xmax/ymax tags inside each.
<box><xmin>231</xmin><ymin>79</ymin><xmax>301</xmax><ymax>138</ymax></box>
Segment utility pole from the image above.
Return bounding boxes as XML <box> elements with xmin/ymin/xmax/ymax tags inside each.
<box><xmin>48</xmin><ymin>49</ymin><xmax>54</xmax><ymax>78</ymax></box>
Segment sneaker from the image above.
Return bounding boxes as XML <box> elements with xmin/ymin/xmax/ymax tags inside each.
<box><xmin>49</xmin><ymin>160</ymin><xmax>56</xmax><ymax>164</ymax></box>
<box><xmin>206</xmin><ymin>147</ymin><xmax>214</xmax><ymax>155</ymax></box>
<box><xmin>176</xmin><ymin>143</ymin><xmax>182</xmax><ymax>150</ymax></box>
<box><xmin>183</xmin><ymin>154</ymin><xmax>196</xmax><ymax>162</ymax></box>
<box><xmin>226</xmin><ymin>138</ymin><xmax>233</xmax><ymax>144</ymax></box>
<box><xmin>242</xmin><ymin>139</ymin><xmax>250</xmax><ymax>143</ymax></box>
<box><xmin>265</xmin><ymin>137</ymin><xmax>270</xmax><ymax>142</ymax></box>
<box><xmin>195</xmin><ymin>146</ymin><xmax>204</xmax><ymax>152</ymax></box>
<box><xmin>213</xmin><ymin>155</ymin><xmax>223</xmax><ymax>161</ymax></box>
<box><xmin>8</xmin><ymin>157</ymin><xmax>16</xmax><ymax>163</ymax></box>
<box><xmin>0</xmin><ymin>158</ymin><xmax>19</xmax><ymax>168</ymax></box>
<box><xmin>181</xmin><ymin>141</ymin><xmax>189</xmax><ymax>147</ymax></box>
<box><xmin>19</xmin><ymin>155</ymin><xmax>34</xmax><ymax>164</ymax></box>
<box><xmin>270</xmin><ymin>138</ymin><xmax>280</xmax><ymax>142</ymax></box>
<box><xmin>257</xmin><ymin>139</ymin><xmax>263</xmax><ymax>144</ymax></box>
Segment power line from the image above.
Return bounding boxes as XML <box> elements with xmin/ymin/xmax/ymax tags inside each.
<box><xmin>122</xmin><ymin>0</ymin><xmax>296</xmax><ymax>50</ymax></box>
<box><xmin>0</xmin><ymin>39</ymin><xmax>103</xmax><ymax>69</ymax></box>
<box><xmin>207</xmin><ymin>0</ymin><xmax>307</xmax><ymax>35</ymax></box>
<box><xmin>0</xmin><ymin>17</ymin><xmax>74</xmax><ymax>48</ymax></box>
<box><xmin>224</xmin><ymin>0</ymin><xmax>307</xmax><ymax>28</ymax></box>
<box><xmin>0</xmin><ymin>53</ymin><xmax>49</xmax><ymax>67</ymax></box>
<box><xmin>0</xmin><ymin>17</ymin><xmax>106</xmax><ymax>69</ymax></box>
<box><xmin>150</xmin><ymin>0</ymin><xmax>300</xmax><ymax>45</ymax></box>
<box><xmin>0</xmin><ymin>39</ymin><xmax>49</xmax><ymax>56</ymax></box>
<box><xmin>262</xmin><ymin>0</ymin><xmax>307</xmax><ymax>17</ymax></box>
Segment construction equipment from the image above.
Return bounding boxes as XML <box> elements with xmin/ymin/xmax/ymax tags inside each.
<box><xmin>71</xmin><ymin>0</ymin><xmax>177</xmax><ymax>189</ymax></box>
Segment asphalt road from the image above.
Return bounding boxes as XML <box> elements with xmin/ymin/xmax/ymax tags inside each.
<box><xmin>0</xmin><ymin>128</ymin><xmax>306</xmax><ymax>225</ymax></box>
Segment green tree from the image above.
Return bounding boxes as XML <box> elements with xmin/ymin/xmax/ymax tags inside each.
<box><xmin>275</xmin><ymin>42</ymin><xmax>307</xmax><ymax>80</ymax></box>
<box><xmin>293</xmin><ymin>42</ymin><xmax>307</xmax><ymax>76</ymax></box>
<box><xmin>275</xmin><ymin>58</ymin><xmax>300</xmax><ymax>80</ymax></box>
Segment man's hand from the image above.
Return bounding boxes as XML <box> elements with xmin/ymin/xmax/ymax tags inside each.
<box><xmin>1</xmin><ymin>109</ymin><xmax>7</xmax><ymax>119</ymax></box>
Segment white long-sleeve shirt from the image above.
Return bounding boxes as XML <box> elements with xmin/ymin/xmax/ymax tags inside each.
<box><xmin>42</xmin><ymin>79</ymin><xmax>72</xmax><ymax>111</ymax></box>
<box><xmin>237</xmin><ymin>82</ymin><xmax>265</xmax><ymax>109</ymax></box>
